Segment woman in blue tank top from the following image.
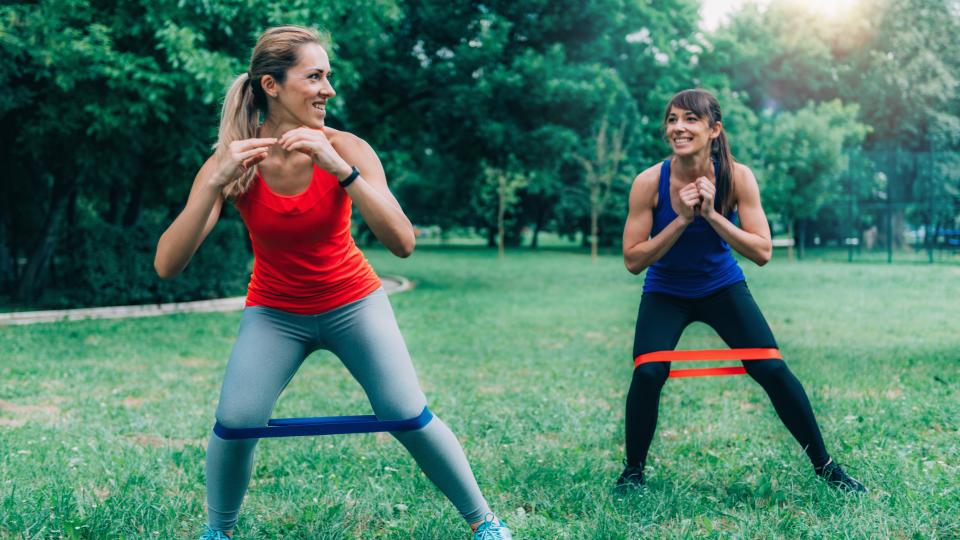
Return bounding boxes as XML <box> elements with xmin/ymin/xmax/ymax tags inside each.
<box><xmin>616</xmin><ymin>89</ymin><xmax>865</xmax><ymax>492</ymax></box>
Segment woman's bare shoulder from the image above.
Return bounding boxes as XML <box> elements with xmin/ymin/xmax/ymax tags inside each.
<box><xmin>325</xmin><ymin>127</ymin><xmax>374</xmax><ymax>158</ymax></box>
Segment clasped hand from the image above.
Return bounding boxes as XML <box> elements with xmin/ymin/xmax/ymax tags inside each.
<box><xmin>212</xmin><ymin>128</ymin><xmax>351</xmax><ymax>187</ymax></box>
<box><xmin>277</xmin><ymin>127</ymin><xmax>352</xmax><ymax>179</ymax></box>
<box><xmin>677</xmin><ymin>177</ymin><xmax>717</xmax><ymax>222</ymax></box>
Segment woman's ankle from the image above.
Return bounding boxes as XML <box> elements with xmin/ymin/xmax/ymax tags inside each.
<box><xmin>470</xmin><ymin>513</ymin><xmax>500</xmax><ymax>531</ymax></box>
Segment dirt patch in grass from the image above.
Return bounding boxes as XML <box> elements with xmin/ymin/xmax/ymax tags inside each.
<box><xmin>127</xmin><ymin>434</ymin><xmax>206</xmax><ymax>449</ymax></box>
<box><xmin>122</xmin><ymin>397</ymin><xmax>145</xmax><ymax>408</ymax></box>
<box><xmin>177</xmin><ymin>357</ymin><xmax>214</xmax><ymax>368</ymax></box>
<box><xmin>739</xmin><ymin>401</ymin><xmax>762</xmax><ymax>411</ymax></box>
<box><xmin>0</xmin><ymin>399</ymin><xmax>62</xmax><ymax>426</ymax></box>
<box><xmin>0</xmin><ymin>400</ymin><xmax>61</xmax><ymax>415</ymax></box>
<box><xmin>0</xmin><ymin>398</ymin><xmax>63</xmax><ymax>427</ymax></box>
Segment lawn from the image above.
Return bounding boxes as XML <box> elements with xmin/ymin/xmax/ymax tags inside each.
<box><xmin>1</xmin><ymin>248</ymin><xmax>958</xmax><ymax>539</ymax></box>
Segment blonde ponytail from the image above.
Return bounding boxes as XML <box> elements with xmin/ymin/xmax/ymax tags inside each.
<box><xmin>213</xmin><ymin>25</ymin><xmax>325</xmax><ymax>199</ymax></box>
<box><xmin>217</xmin><ymin>73</ymin><xmax>260</xmax><ymax>199</ymax></box>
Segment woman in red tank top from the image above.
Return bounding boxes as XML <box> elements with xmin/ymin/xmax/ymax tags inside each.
<box><xmin>154</xmin><ymin>26</ymin><xmax>511</xmax><ymax>540</ymax></box>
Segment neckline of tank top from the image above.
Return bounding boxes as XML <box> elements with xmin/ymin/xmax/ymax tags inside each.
<box><xmin>657</xmin><ymin>159</ymin><xmax>736</xmax><ymax>219</ymax></box>
<box><xmin>664</xmin><ymin>157</ymin><xmax>718</xmax><ymax>184</ymax></box>
<box><xmin>255</xmin><ymin>164</ymin><xmax>333</xmax><ymax>199</ymax></box>
<box><xmin>655</xmin><ymin>158</ymin><xmax>714</xmax><ymax>213</ymax></box>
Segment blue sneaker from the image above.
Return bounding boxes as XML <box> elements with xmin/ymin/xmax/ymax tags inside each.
<box><xmin>198</xmin><ymin>525</ymin><xmax>231</xmax><ymax>540</ymax></box>
<box><xmin>473</xmin><ymin>513</ymin><xmax>512</xmax><ymax>540</ymax></box>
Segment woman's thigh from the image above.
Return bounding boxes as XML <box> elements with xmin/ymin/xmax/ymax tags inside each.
<box><xmin>215</xmin><ymin>306</ymin><xmax>316</xmax><ymax>427</ymax></box>
<box><xmin>318</xmin><ymin>289</ymin><xmax>427</xmax><ymax>421</ymax></box>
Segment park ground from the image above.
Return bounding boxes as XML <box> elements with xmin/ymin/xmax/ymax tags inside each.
<box><xmin>1</xmin><ymin>248</ymin><xmax>958</xmax><ymax>538</ymax></box>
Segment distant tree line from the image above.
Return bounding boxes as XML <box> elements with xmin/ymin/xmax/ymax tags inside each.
<box><xmin>1</xmin><ymin>0</ymin><xmax>957</xmax><ymax>306</ymax></box>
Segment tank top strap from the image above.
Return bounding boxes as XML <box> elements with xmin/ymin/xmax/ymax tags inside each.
<box><xmin>656</xmin><ymin>159</ymin><xmax>671</xmax><ymax>211</ymax></box>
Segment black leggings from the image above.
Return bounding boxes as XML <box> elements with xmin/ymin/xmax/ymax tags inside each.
<box><xmin>626</xmin><ymin>281</ymin><xmax>830</xmax><ymax>469</ymax></box>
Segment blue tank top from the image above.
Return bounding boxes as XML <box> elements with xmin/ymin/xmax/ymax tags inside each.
<box><xmin>642</xmin><ymin>159</ymin><xmax>745</xmax><ymax>298</ymax></box>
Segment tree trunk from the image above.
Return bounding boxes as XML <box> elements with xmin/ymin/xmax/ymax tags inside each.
<box><xmin>53</xmin><ymin>189</ymin><xmax>79</xmax><ymax>288</ymax></box>
<box><xmin>797</xmin><ymin>219</ymin><xmax>807</xmax><ymax>260</ymax></box>
<box><xmin>931</xmin><ymin>221</ymin><xmax>942</xmax><ymax>262</ymax></box>
<box><xmin>891</xmin><ymin>208</ymin><xmax>906</xmax><ymax>250</ymax></box>
<box><xmin>590</xmin><ymin>206</ymin><xmax>599</xmax><ymax>262</ymax></box>
<box><xmin>787</xmin><ymin>220</ymin><xmax>795</xmax><ymax>261</ymax></box>
<box><xmin>497</xmin><ymin>178</ymin><xmax>506</xmax><ymax>259</ymax></box>
<box><xmin>530</xmin><ymin>205</ymin><xmax>544</xmax><ymax>249</ymax></box>
<box><xmin>0</xmin><ymin>219</ymin><xmax>14</xmax><ymax>291</ymax></box>
<box><xmin>107</xmin><ymin>180</ymin><xmax>123</xmax><ymax>225</ymax></box>
<box><xmin>123</xmin><ymin>186</ymin><xmax>143</xmax><ymax>227</ymax></box>
<box><xmin>18</xmin><ymin>177</ymin><xmax>74</xmax><ymax>302</ymax></box>
<box><xmin>66</xmin><ymin>188</ymin><xmax>78</xmax><ymax>229</ymax></box>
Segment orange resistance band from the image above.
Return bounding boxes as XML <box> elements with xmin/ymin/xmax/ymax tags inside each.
<box><xmin>633</xmin><ymin>348</ymin><xmax>783</xmax><ymax>378</ymax></box>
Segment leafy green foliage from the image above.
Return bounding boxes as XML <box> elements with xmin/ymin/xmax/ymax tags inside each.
<box><xmin>703</xmin><ymin>0</ymin><xmax>960</xmax><ymax>247</ymax></box>
<box><xmin>758</xmin><ymin>100</ymin><xmax>869</xmax><ymax>223</ymax></box>
<box><xmin>755</xmin><ymin>100</ymin><xmax>869</xmax><ymax>255</ymax></box>
<box><xmin>55</xmin><ymin>211</ymin><xmax>250</xmax><ymax>307</ymax></box>
<box><xmin>1</xmin><ymin>0</ymin><xmax>958</xmax><ymax>307</ymax></box>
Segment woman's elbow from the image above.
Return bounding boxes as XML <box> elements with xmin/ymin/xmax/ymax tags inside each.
<box><xmin>624</xmin><ymin>257</ymin><xmax>646</xmax><ymax>275</ymax></box>
<box><xmin>391</xmin><ymin>245</ymin><xmax>414</xmax><ymax>259</ymax></box>
<box><xmin>154</xmin><ymin>257</ymin><xmax>180</xmax><ymax>280</ymax></box>
<box><xmin>154</xmin><ymin>262</ymin><xmax>174</xmax><ymax>280</ymax></box>
<box><xmin>153</xmin><ymin>247</ymin><xmax>182</xmax><ymax>280</ymax></box>
<box><xmin>754</xmin><ymin>247</ymin><xmax>772</xmax><ymax>267</ymax></box>
<box><xmin>389</xmin><ymin>233</ymin><xmax>416</xmax><ymax>258</ymax></box>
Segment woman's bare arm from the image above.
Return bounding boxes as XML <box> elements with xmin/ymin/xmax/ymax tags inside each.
<box><xmin>698</xmin><ymin>163</ymin><xmax>772</xmax><ymax>266</ymax></box>
<box><xmin>333</xmin><ymin>133</ymin><xmax>416</xmax><ymax>258</ymax></box>
<box><xmin>154</xmin><ymin>156</ymin><xmax>226</xmax><ymax>279</ymax></box>
<box><xmin>622</xmin><ymin>164</ymin><xmax>701</xmax><ymax>274</ymax></box>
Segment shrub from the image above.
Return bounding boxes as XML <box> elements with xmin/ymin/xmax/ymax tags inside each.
<box><xmin>57</xmin><ymin>211</ymin><xmax>250</xmax><ymax>307</ymax></box>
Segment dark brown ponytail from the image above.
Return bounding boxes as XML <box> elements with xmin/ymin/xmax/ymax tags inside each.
<box><xmin>711</xmin><ymin>129</ymin><xmax>734</xmax><ymax>215</ymax></box>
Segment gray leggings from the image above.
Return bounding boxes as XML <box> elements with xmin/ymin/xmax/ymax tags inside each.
<box><xmin>205</xmin><ymin>288</ymin><xmax>490</xmax><ymax>530</ymax></box>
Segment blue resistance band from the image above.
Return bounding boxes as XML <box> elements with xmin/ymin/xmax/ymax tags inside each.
<box><xmin>213</xmin><ymin>406</ymin><xmax>434</xmax><ymax>440</ymax></box>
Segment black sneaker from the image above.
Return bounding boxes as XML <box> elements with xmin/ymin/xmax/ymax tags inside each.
<box><xmin>615</xmin><ymin>464</ymin><xmax>646</xmax><ymax>489</ymax></box>
<box><xmin>816</xmin><ymin>461</ymin><xmax>867</xmax><ymax>493</ymax></box>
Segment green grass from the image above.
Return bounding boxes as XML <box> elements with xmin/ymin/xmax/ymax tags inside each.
<box><xmin>1</xmin><ymin>248</ymin><xmax>958</xmax><ymax>539</ymax></box>
<box><xmin>785</xmin><ymin>245</ymin><xmax>960</xmax><ymax>265</ymax></box>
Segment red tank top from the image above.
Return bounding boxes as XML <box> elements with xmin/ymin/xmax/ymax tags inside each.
<box><xmin>234</xmin><ymin>164</ymin><xmax>381</xmax><ymax>314</ymax></box>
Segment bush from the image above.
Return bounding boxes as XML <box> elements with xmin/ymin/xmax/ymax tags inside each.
<box><xmin>56</xmin><ymin>211</ymin><xmax>250</xmax><ymax>307</ymax></box>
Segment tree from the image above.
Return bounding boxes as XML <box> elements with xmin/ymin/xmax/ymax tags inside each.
<box><xmin>0</xmin><ymin>0</ymin><xmax>397</xmax><ymax>304</ymax></box>
<box><xmin>355</xmin><ymin>0</ymin><xmax>702</xmax><ymax>245</ymax></box>
<box><xmin>574</xmin><ymin>107</ymin><xmax>632</xmax><ymax>261</ymax></box>
<box><xmin>704</xmin><ymin>0</ymin><xmax>960</xmax><ymax>254</ymax></box>
<box><xmin>700</xmin><ymin>1</ymin><xmax>848</xmax><ymax>112</ymax></box>
<box><xmin>842</xmin><ymin>0</ymin><xmax>960</xmax><ymax>252</ymax></box>
<box><xmin>757</xmin><ymin>100</ymin><xmax>869</xmax><ymax>258</ymax></box>
<box><xmin>478</xmin><ymin>159</ymin><xmax>529</xmax><ymax>258</ymax></box>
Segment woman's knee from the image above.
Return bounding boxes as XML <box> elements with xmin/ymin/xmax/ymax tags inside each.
<box><xmin>369</xmin><ymin>391</ymin><xmax>428</xmax><ymax>422</ymax></box>
<box><xmin>215</xmin><ymin>399</ymin><xmax>273</xmax><ymax>429</ymax></box>
<box><xmin>744</xmin><ymin>358</ymin><xmax>792</xmax><ymax>383</ymax></box>
<box><xmin>630</xmin><ymin>363</ymin><xmax>670</xmax><ymax>391</ymax></box>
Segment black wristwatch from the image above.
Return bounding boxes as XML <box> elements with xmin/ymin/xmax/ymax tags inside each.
<box><xmin>339</xmin><ymin>166</ymin><xmax>360</xmax><ymax>188</ymax></box>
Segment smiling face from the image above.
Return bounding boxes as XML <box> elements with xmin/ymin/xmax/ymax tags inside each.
<box><xmin>664</xmin><ymin>106</ymin><xmax>721</xmax><ymax>157</ymax></box>
<box><xmin>262</xmin><ymin>43</ymin><xmax>335</xmax><ymax>129</ymax></box>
